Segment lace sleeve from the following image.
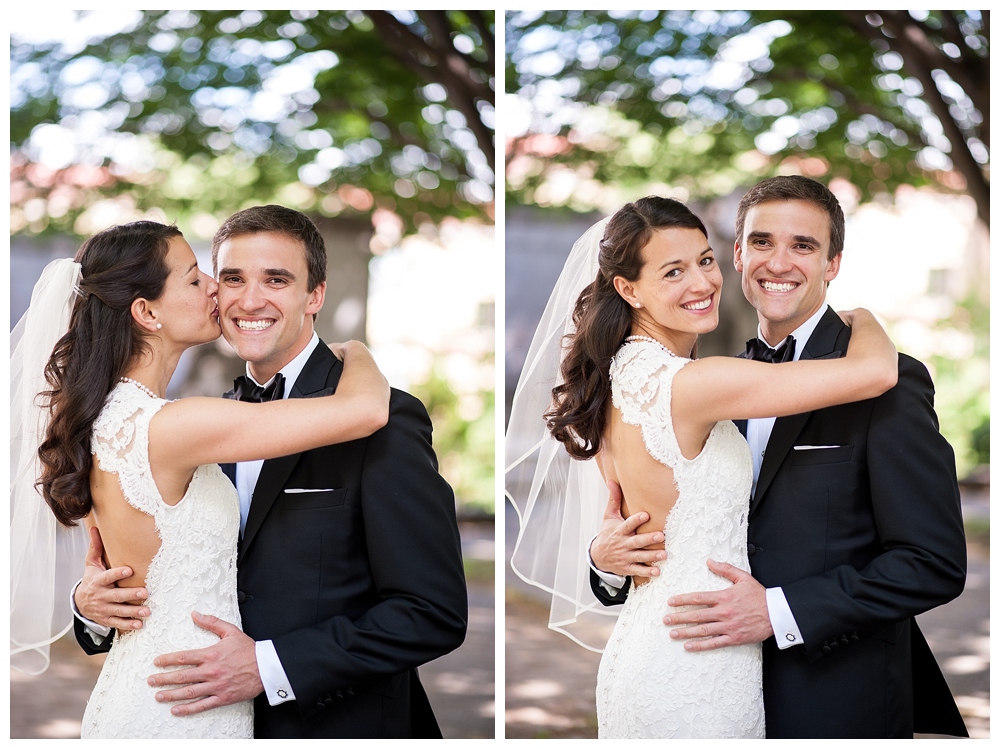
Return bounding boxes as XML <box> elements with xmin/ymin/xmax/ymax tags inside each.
<box><xmin>610</xmin><ymin>342</ymin><xmax>691</xmax><ymax>470</ymax></box>
<box><xmin>91</xmin><ymin>386</ymin><xmax>167</xmax><ymax>517</ymax></box>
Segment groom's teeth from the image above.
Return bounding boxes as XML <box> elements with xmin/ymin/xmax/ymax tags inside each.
<box><xmin>682</xmin><ymin>298</ymin><xmax>711</xmax><ymax>310</ymax></box>
<box><xmin>236</xmin><ymin>319</ymin><xmax>274</xmax><ymax>331</ymax></box>
<box><xmin>761</xmin><ymin>281</ymin><xmax>796</xmax><ymax>292</ymax></box>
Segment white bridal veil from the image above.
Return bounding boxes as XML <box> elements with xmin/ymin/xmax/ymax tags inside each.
<box><xmin>11</xmin><ymin>259</ymin><xmax>91</xmax><ymax>674</ymax></box>
<box><xmin>505</xmin><ymin>217</ymin><xmax>622</xmax><ymax>653</ymax></box>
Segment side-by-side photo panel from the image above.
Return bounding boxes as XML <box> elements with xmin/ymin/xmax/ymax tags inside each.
<box><xmin>504</xmin><ymin>9</ymin><xmax>988</xmax><ymax>739</ymax></box>
<box><xmin>11</xmin><ymin>10</ymin><xmax>495</xmax><ymax>739</ymax></box>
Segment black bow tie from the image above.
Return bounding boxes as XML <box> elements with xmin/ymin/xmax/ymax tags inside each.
<box><xmin>745</xmin><ymin>335</ymin><xmax>796</xmax><ymax>363</ymax></box>
<box><xmin>233</xmin><ymin>372</ymin><xmax>285</xmax><ymax>403</ymax></box>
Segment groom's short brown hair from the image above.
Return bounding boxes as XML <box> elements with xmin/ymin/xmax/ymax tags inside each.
<box><xmin>735</xmin><ymin>176</ymin><xmax>845</xmax><ymax>260</ymax></box>
<box><xmin>212</xmin><ymin>205</ymin><xmax>327</xmax><ymax>291</ymax></box>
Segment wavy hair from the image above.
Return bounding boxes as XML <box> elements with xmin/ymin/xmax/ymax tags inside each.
<box><xmin>37</xmin><ymin>221</ymin><xmax>178</xmax><ymax>526</ymax></box>
<box><xmin>545</xmin><ymin>197</ymin><xmax>708</xmax><ymax>460</ymax></box>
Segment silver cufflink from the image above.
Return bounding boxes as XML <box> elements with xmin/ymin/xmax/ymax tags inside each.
<box><xmin>277</xmin><ymin>689</ymin><xmax>288</xmax><ymax>698</ymax></box>
<box><xmin>785</xmin><ymin>633</ymin><xmax>796</xmax><ymax>642</ymax></box>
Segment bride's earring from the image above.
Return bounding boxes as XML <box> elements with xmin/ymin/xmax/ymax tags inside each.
<box><xmin>635</xmin><ymin>302</ymin><xmax>642</xmax><ymax>309</ymax></box>
<box><xmin>156</xmin><ymin>323</ymin><xmax>162</xmax><ymax>330</ymax></box>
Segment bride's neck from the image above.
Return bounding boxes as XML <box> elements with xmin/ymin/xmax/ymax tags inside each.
<box><xmin>630</xmin><ymin>320</ymin><xmax>697</xmax><ymax>359</ymax></box>
<box><xmin>122</xmin><ymin>343</ymin><xmax>182</xmax><ymax>399</ymax></box>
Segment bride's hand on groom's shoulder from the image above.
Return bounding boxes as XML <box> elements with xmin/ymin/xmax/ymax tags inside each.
<box><xmin>328</xmin><ymin>340</ymin><xmax>349</xmax><ymax>359</ymax></box>
<box><xmin>327</xmin><ymin>339</ymin><xmax>366</xmax><ymax>360</ymax></box>
<box><xmin>836</xmin><ymin>308</ymin><xmax>873</xmax><ymax>328</ymax></box>
<box><xmin>75</xmin><ymin>526</ymin><xmax>150</xmax><ymax>630</ymax></box>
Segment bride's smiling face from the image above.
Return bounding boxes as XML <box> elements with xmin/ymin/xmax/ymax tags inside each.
<box><xmin>615</xmin><ymin>227</ymin><xmax>722</xmax><ymax>344</ymax></box>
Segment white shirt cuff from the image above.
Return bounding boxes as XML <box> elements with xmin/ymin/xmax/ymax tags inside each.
<box><xmin>766</xmin><ymin>587</ymin><xmax>804</xmax><ymax>649</ymax></box>
<box><xmin>256</xmin><ymin>639</ymin><xmax>296</xmax><ymax>705</ymax></box>
<box><xmin>587</xmin><ymin>534</ymin><xmax>627</xmax><ymax>598</ymax></box>
<box><xmin>70</xmin><ymin>579</ymin><xmax>112</xmax><ymax>643</ymax></box>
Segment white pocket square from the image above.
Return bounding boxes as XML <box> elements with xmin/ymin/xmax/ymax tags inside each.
<box><xmin>283</xmin><ymin>488</ymin><xmax>335</xmax><ymax>494</ymax></box>
<box><xmin>792</xmin><ymin>445</ymin><xmax>841</xmax><ymax>450</ymax></box>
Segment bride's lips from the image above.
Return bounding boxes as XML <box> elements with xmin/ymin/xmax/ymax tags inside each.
<box><xmin>680</xmin><ymin>294</ymin><xmax>715</xmax><ymax>313</ymax></box>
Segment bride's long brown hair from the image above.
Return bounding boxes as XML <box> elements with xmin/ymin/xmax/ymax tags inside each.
<box><xmin>545</xmin><ymin>197</ymin><xmax>708</xmax><ymax>460</ymax></box>
<box><xmin>37</xmin><ymin>221</ymin><xmax>179</xmax><ymax>526</ymax></box>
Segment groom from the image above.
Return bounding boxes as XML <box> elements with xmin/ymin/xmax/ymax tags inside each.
<box><xmin>589</xmin><ymin>176</ymin><xmax>968</xmax><ymax>738</ymax></box>
<box><xmin>74</xmin><ymin>205</ymin><xmax>468</xmax><ymax>737</ymax></box>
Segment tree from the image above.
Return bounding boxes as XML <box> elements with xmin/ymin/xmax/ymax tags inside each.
<box><xmin>506</xmin><ymin>10</ymin><xmax>988</xmax><ymax>226</ymax></box>
<box><xmin>11</xmin><ymin>10</ymin><xmax>495</xmax><ymax>236</ymax></box>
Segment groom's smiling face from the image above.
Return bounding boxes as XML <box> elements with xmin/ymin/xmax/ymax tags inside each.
<box><xmin>734</xmin><ymin>199</ymin><xmax>841</xmax><ymax>344</ymax></box>
<box><xmin>215</xmin><ymin>231</ymin><xmax>326</xmax><ymax>383</ymax></box>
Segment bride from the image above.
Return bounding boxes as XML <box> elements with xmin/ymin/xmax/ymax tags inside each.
<box><xmin>10</xmin><ymin>221</ymin><xmax>389</xmax><ymax>738</ymax></box>
<box><xmin>506</xmin><ymin>197</ymin><xmax>896</xmax><ymax>738</ymax></box>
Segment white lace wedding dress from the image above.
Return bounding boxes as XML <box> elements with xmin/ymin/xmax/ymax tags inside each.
<box><xmin>80</xmin><ymin>381</ymin><xmax>254</xmax><ymax>738</ymax></box>
<box><xmin>596</xmin><ymin>340</ymin><xmax>765</xmax><ymax>738</ymax></box>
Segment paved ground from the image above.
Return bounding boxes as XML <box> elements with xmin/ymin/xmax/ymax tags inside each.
<box><xmin>505</xmin><ymin>503</ymin><xmax>989</xmax><ymax>739</ymax></box>
<box><xmin>10</xmin><ymin>521</ymin><xmax>495</xmax><ymax>739</ymax></box>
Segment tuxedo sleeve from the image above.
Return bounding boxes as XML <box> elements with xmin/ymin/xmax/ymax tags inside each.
<box><xmin>781</xmin><ymin>355</ymin><xmax>967</xmax><ymax>661</ymax></box>
<box><xmin>589</xmin><ymin>569</ymin><xmax>630</xmax><ymax>606</ymax></box>
<box><xmin>73</xmin><ymin>615</ymin><xmax>113</xmax><ymax>655</ymax></box>
<box><xmin>269</xmin><ymin>391</ymin><xmax>468</xmax><ymax>715</ymax></box>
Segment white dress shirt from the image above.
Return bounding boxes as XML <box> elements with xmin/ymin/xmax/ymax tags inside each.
<box><xmin>237</xmin><ymin>332</ymin><xmax>321</xmax><ymax>705</ymax></box>
<box><xmin>747</xmin><ymin>303</ymin><xmax>829</xmax><ymax>649</ymax></box>
<box><xmin>590</xmin><ymin>304</ymin><xmax>832</xmax><ymax>649</ymax></box>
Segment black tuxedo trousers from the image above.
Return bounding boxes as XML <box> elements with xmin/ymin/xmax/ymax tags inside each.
<box><xmin>591</xmin><ymin>309</ymin><xmax>967</xmax><ymax>738</ymax></box>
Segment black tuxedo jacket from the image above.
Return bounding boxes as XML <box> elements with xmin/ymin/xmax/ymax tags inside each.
<box><xmin>78</xmin><ymin>342</ymin><xmax>468</xmax><ymax>738</ymax></box>
<box><xmin>591</xmin><ymin>308</ymin><xmax>967</xmax><ymax>738</ymax></box>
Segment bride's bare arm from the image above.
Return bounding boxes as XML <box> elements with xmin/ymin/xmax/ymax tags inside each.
<box><xmin>673</xmin><ymin>308</ymin><xmax>897</xmax><ymax>429</ymax></box>
<box><xmin>150</xmin><ymin>340</ymin><xmax>389</xmax><ymax>474</ymax></box>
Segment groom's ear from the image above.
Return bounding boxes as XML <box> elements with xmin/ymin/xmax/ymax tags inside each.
<box><xmin>305</xmin><ymin>281</ymin><xmax>327</xmax><ymax>317</ymax></box>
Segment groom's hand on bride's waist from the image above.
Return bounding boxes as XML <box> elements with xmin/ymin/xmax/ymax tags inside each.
<box><xmin>590</xmin><ymin>480</ymin><xmax>667</xmax><ymax>578</ymax></box>
<box><xmin>75</xmin><ymin>526</ymin><xmax>150</xmax><ymax>630</ymax></box>
<box><xmin>662</xmin><ymin>559</ymin><xmax>773</xmax><ymax>650</ymax></box>
<box><xmin>148</xmin><ymin>611</ymin><xmax>263</xmax><ymax>715</ymax></box>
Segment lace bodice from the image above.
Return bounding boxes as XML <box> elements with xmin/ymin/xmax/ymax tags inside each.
<box><xmin>81</xmin><ymin>381</ymin><xmax>253</xmax><ymax>738</ymax></box>
<box><xmin>610</xmin><ymin>341</ymin><xmax>753</xmax><ymax>578</ymax></box>
<box><xmin>596</xmin><ymin>340</ymin><xmax>764</xmax><ymax>738</ymax></box>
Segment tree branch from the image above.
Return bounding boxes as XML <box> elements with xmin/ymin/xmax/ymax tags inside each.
<box><xmin>468</xmin><ymin>10</ymin><xmax>496</xmax><ymax>72</ymax></box>
<box><xmin>366</xmin><ymin>11</ymin><xmax>495</xmax><ymax>171</ymax></box>
<box><xmin>841</xmin><ymin>11</ymin><xmax>988</xmax><ymax>226</ymax></box>
<box><xmin>878</xmin><ymin>11</ymin><xmax>985</xmax><ymax>113</ymax></box>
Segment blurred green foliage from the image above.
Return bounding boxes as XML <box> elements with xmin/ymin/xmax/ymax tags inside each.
<box><xmin>411</xmin><ymin>356</ymin><xmax>495</xmax><ymax>516</ymax></box>
<box><xmin>11</xmin><ymin>10</ymin><xmax>494</xmax><ymax>235</ymax></box>
<box><xmin>929</xmin><ymin>293</ymin><xmax>990</xmax><ymax>476</ymax></box>
<box><xmin>970</xmin><ymin>418</ymin><xmax>989</xmax><ymax>467</ymax></box>
<box><xmin>964</xmin><ymin>517</ymin><xmax>988</xmax><ymax>550</ymax></box>
<box><xmin>506</xmin><ymin>10</ymin><xmax>987</xmax><ymax>225</ymax></box>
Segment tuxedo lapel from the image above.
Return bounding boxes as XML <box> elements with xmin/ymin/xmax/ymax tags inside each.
<box><xmin>751</xmin><ymin>308</ymin><xmax>849</xmax><ymax>514</ymax></box>
<box><xmin>239</xmin><ymin>341</ymin><xmax>342</xmax><ymax>564</ymax></box>
<box><xmin>220</xmin><ymin>386</ymin><xmax>239</xmax><ymax>486</ymax></box>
